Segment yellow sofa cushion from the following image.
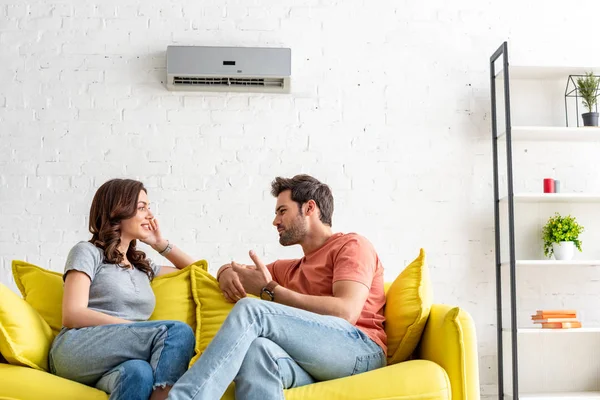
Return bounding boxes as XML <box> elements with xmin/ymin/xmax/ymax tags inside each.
<box><xmin>189</xmin><ymin>265</ymin><xmax>234</xmax><ymax>366</ymax></box>
<box><xmin>149</xmin><ymin>263</ymin><xmax>202</xmax><ymax>332</ymax></box>
<box><xmin>12</xmin><ymin>259</ymin><xmax>200</xmax><ymax>336</ymax></box>
<box><xmin>0</xmin><ymin>283</ymin><xmax>54</xmax><ymax>371</ymax></box>
<box><xmin>12</xmin><ymin>260</ymin><xmax>64</xmax><ymax>335</ymax></box>
<box><xmin>285</xmin><ymin>359</ymin><xmax>449</xmax><ymax>400</ymax></box>
<box><xmin>0</xmin><ymin>359</ymin><xmax>450</xmax><ymax>400</ymax></box>
<box><xmin>384</xmin><ymin>248</ymin><xmax>433</xmax><ymax>364</ymax></box>
<box><xmin>0</xmin><ymin>363</ymin><xmax>108</xmax><ymax>400</ymax></box>
<box><xmin>219</xmin><ymin>360</ymin><xmax>450</xmax><ymax>400</ymax></box>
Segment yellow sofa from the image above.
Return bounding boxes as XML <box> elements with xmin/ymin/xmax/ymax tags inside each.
<box><xmin>0</xmin><ymin>256</ymin><xmax>480</xmax><ymax>400</ymax></box>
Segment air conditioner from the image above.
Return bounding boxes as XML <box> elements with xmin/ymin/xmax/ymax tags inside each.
<box><xmin>166</xmin><ymin>46</ymin><xmax>291</xmax><ymax>93</ymax></box>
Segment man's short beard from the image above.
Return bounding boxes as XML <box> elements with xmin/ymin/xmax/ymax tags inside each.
<box><xmin>279</xmin><ymin>216</ymin><xmax>307</xmax><ymax>246</ymax></box>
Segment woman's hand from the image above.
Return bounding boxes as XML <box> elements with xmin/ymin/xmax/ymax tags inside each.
<box><xmin>141</xmin><ymin>218</ymin><xmax>195</xmax><ymax>269</ymax></box>
<box><xmin>142</xmin><ymin>218</ymin><xmax>168</xmax><ymax>251</ymax></box>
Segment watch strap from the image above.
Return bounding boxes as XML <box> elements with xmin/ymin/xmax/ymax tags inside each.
<box><xmin>265</xmin><ymin>280</ymin><xmax>279</xmax><ymax>293</ymax></box>
<box><xmin>261</xmin><ymin>281</ymin><xmax>279</xmax><ymax>301</ymax></box>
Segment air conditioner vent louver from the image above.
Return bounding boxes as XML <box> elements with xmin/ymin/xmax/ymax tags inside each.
<box><xmin>173</xmin><ymin>76</ymin><xmax>285</xmax><ymax>88</ymax></box>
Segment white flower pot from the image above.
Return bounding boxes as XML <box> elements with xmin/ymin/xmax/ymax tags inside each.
<box><xmin>552</xmin><ymin>241</ymin><xmax>575</xmax><ymax>260</ymax></box>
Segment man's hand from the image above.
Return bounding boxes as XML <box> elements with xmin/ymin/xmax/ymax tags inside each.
<box><xmin>218</xmin><ymin>264</ymin><xmax>247</xmax><ymax>303</ymax></box>
<box><xmin>232</xmin><ymin>250</ymin><xmax>273</xmax><ymax>297</ymax></box>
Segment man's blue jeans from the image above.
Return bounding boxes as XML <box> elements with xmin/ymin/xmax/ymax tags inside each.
<box><xmin>168</xmin><ymin>298</ymin><xmax>386</xmax><ymax>400</ymax></box>
<box><xmin>49</xmin><ymin>320</ymin><xmax>195</xmax><ymax>400</ymax></box>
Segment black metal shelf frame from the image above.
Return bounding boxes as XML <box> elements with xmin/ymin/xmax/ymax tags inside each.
<box><xmin>490</xmin><ymin>41</ymin><xmax>518</xmax><ymax>400</ymax></box>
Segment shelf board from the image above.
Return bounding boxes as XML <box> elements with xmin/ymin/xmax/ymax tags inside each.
<box><xmin>503</xmin><ymin>328</ymin><xmax>600</xmax><ymax>334</ymax></box>
<box><xmin>502</xmin><ymin>260</ymin><xmax>600</xmax><ymax>268</ymax></box>
<box><xmin>497</xmin><ymin>126</ymin><xmax>600</xmax><ymax>141</ymax></box>
<box><xmin>496</xmin><ymin>65</ymin><xmax>600</xmax><ymax>80</ymax></box>
<box><xmin>500</xmin><ymin>193</ymin><xmax>600</xmax><ymax>203</ymax></box>
<box><xmin>506</xmin><ymin>392</ymin><xmax>600</xmax><ymax>400</ymax></box>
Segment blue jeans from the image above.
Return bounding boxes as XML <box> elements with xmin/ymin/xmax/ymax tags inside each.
<box><xmin>168</xmin><ymin>298</ymin><xmax>386</xmax><ymax>400</ymax></box>
<box><xmin>49</xmin><ymin>320</ymin><xmax>195</xmax><ymax>400</ymax></box>
<box><xmin>96</xmin><ymin>359</ymin><xmax>154</xmax><ymax>400</ymax></box>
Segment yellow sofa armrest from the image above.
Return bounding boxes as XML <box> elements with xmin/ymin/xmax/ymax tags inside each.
<box><xmin>416</xmin><ymin>304</ymin><xmax>480</xmax><ymax>400</ymax></box>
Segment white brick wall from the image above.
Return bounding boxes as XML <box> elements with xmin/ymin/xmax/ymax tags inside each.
<box><xmin>3</xmin><ymin>0</ymin><xmax>600</xmax><ymax>396</ymax></box>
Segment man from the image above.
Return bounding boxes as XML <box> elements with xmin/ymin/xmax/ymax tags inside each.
<box><xmin>168</xmin><ymin>174</ymin><xmax>386</xmax><ymax>400</ymax></box>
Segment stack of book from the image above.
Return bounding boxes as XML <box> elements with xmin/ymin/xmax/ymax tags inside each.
<box><xmin>532</xmin><ymin>310</ymin><xmax>581</xmax><ymax>329</ymax></box>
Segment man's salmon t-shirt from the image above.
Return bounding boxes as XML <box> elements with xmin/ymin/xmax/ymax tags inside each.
<box><xmin>266</xmin><ymin>232</ymin><xmax>387</xmax><ymax>354</ymax></box>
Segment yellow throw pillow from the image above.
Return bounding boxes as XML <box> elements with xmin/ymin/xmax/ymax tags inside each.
<box><xmin>13</xmin><ymin>259</ymin><xmax>204</xmax><ymax>337</ymax></box>
<box><xmin>149</xmin><ymin>261</ymin><xmax>206</xmax><ymax>332</ymax></box>
<box><xmin>12</xmin><ymin>260</ymin><xmax>64</xmax><ymax>335</ymax></box>
<box><xmin>189</xmin><ymin>265</ymin><xmax>234</xmax><ymax>366</ymax></box>
<box><xmin>0</xmin><ymin>283</ymin><xmax>54</xmax><ymax>371</ymax></box>
<box><xmin>384</xmin><ymin>248</ymin><xmax>433</xmax><ymax>364</ymax></box>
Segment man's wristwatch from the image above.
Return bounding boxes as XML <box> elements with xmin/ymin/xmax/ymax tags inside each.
<box><xmin>260</xmin><ymin>281</ymin><xmax>279</xmax><ymax>301</ymax></box>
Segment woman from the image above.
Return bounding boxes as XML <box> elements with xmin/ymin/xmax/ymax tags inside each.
<box><xmin>49</xmin><ymin>179</ymin><xmax>196</xmax><ymax>400</ymax></box>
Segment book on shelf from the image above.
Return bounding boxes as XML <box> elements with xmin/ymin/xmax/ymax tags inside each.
<box><xmin>531</xmin><ymin>314</ymin><xmax>577</xmax><ymax>319</ymax></box>
<box><xmin>531</xmin><ymin>310</ymin><xmax>581</xmax><ymax>329</ymax></box>
<box><xmin>532</xmin><ymin>317</ymin><xmax>579</xmax><ymax>323</ymax></box>
<box><xmin>541</xmin><ymin>321</ymin><xmax>582</xmax><ymax>329</ymax></box>
<box><xmin>534</xmin><ymin>309</ymin><xmax>577</xmax><ymax>317</ymax></box>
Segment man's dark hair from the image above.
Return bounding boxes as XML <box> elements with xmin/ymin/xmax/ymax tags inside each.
<box><xmin>270</xmin><ymin>174</ymin><xmax>334</xmax><ymax>226</ymax></box>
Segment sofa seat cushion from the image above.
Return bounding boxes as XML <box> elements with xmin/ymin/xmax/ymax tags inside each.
<box><xmin>0</xmin><ymin>361</ymin><xmax>449</xmax><ymax>400</ymax></box>
<box><xmin>194</xmin><ymin>360</ymin><xmax>450</xmax><ymax>400</ymax></box>
<box><xmin>0</xmin><ymin>355</ymin><xmax>450</xmax><ymax>400</ymax></box>
<box><xmin>0</xmin><ymin>363</ymin><xmax>108</xmax><ymax>400</ymax></box>
<box><xmin>284</xmin><ymin>359</ymin><xmax>450</xmax><ymax>400</ymax></box>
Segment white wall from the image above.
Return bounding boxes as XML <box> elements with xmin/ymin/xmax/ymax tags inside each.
<box><xmin>3</xmin><ymin>0</ymin><xmax>600</xmax><ymax>397</ymax></box>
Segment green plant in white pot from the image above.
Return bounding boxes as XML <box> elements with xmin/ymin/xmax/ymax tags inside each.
<box><xmin>576</xmin><ymin>72</ymin><xmax>600</xmax><ymax>126</ymax></box>
<box><xmin>542</xmin><ymin>212</ymin><xmax>584</xmax><ymax>260</ymax></box>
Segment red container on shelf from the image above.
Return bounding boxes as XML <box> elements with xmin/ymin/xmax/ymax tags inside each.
<box><xmin>543</xmin><ymin>178</ymin><xmax>555</xmax><ymax>193</ymax></box>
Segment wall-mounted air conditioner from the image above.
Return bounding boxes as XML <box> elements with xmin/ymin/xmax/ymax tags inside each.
<box><xmin>167</xmin><ymin>46</ymin><xmax>291</xmax><ymax>93</ymax></box>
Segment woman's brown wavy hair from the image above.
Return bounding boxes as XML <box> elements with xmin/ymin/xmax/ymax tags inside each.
<box><xmin>88</xmin><ymin>179</ymin><xmax>154</xmax><ymax>279</ymax></box>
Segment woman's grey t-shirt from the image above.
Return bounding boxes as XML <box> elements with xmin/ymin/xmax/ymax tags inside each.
<box><xmin>64</xmin><ymin>241</ymin><xmax>162</xmax><ymax>321</ymax></box>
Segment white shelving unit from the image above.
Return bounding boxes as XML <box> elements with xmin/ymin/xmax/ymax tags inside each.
<box><xmin>501</xmin><ymin>260</ymin><xmax>600</xmax><ymax>268</ymax></box>
<box><xmin>507</xmin><ymin>393</ymin><xmax>600</xmax><ymax>400</ymax></box>
<box><xmin>502</xmin><ymin>328</ymin><xmax>600</xmax><ymax>396</ymax></box>
<box><xmin>497</xmin><ymin>126</ymin><xmax>600</xmax><ymax>142</ymax></box>
<box><xmin>496</xmin><ymin>66</ymin><xmax>600</xmax><ymax>80</ymax></box>
<box><xmin>513</xmin><ymin>328</ymin><xmax>600</xmax><ymax>334</ymax></box>
<box><xmin>500</xmin><ymin>193</ymin><xmax>600</xmax><ymax>203</ymax></box>
<box><xmin>491</xmin><ymin>42</ymin><xmax>600</xmax><ymax>400</ymax></box>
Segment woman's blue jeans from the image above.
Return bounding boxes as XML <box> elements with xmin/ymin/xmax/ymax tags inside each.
<box><xmin>49</xmin><ymin>320</ymin><xmax>195</xmax><ymax>400</ymax></box>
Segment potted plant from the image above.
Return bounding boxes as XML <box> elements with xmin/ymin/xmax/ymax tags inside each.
<box><xmin>542</xmin><ymin>212</ymin><xmax>584</xmax><ymax>260</ymax></box>
<box><xmin>576</xmin><ymin>72</ymin><xmax>600</xmax><ymax>126</ymax></box>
